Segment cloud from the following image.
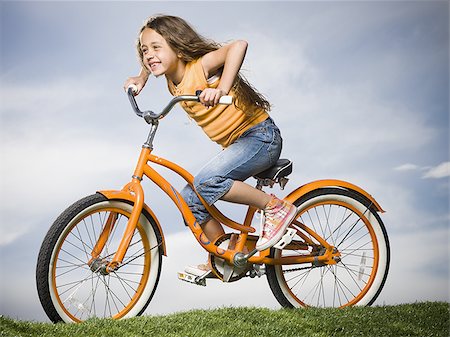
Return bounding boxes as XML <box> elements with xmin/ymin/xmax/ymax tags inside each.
<box><xmin>423</xmin><ymin>162</ymin><xmax>450</xmax><ymax>179</ymax></box>
<box><xmin>393</xmin><ymin>162</ymin><xmax>450</xmax><ymax>180</ymax></box>
<box><xmin>0</xmin><ymin>135</ymin><xmax>137</xmax><ymax>246</ymax></box>
<box><xmin>0</xmin><ymin>78</ymin><xmax>133</xmax><ymax>246</ymax></box>
<box><xmin>394</xmin><ymin>164</ymin><xmax>420</xmax><ymax>172</ymax></box>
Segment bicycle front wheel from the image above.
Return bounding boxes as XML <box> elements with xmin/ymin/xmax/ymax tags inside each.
<box><xmin>36</xmin><ymin>193</ymin><xmax>163</xmax><ymax>323</ymax></box>
<box><xmin>266</xmin><ymin>188</ymin><xmax>390</xmax><ymax>308</ymax></box>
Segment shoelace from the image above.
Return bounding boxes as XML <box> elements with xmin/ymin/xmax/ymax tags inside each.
<box><xmin>261</xmin><ymin>206</ymin><xmax>282</xmax><ymax>237</ymax></box>
<box><xmin>259</xmin><ymin>197</ymin><xmax>287</xmax><ymax>238</ymax></box>
<box><xmin>265</xmin><ymin>202</ymin><xmax>284</xmax><ymax>220</ymax></box>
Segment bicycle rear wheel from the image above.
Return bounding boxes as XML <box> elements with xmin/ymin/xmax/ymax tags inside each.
<box><xmin>36</xmin><ymin>193</ymin><xmax>163</xmax><ymax>323</ymax></box>
<box><xmin>266</xmin><ymin>188</ymin><xmax>390</xmax><ymax>308</ymax></box>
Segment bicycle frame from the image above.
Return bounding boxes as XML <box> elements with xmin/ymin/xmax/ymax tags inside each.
<box><xmin>94</xmin><ymin>89</ymin><xmax>384</xmax><ymax>274</ymax></box>
<box><xmin>96</xmin><ymin>145</ymin><xmax>345</xmax><ymax>273</ymax></box>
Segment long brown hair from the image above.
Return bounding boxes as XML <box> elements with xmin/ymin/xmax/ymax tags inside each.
<box><xmin>136</xmin><ymin>15</ymin><xmax>271</xmax><ymax>114</ymax></box>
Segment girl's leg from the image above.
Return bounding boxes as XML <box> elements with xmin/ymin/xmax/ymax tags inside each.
<box><xmin>200</xmin><ymin>218</ymin><xmax>224</xmax><ymax>241</ymax></box>
<box><xmin>221</xmin><ymin>180</ymin><xmax>271</xmax><ymax>209</ymax></box>
<box><xmin>201</xmin><ymin>181</ymin><xmax>271</xmax><ymax>242</ymax></box>
<box><xmin>181</xmin><ymin>118</ymin><xmax>281</xmax><ymax>238</ymax></box>
<box><xmin>202</xmin><ymin>181</ymin><xmax>271</xmax><ymax>241</ymax></box>
<box><xmin>184</xmin><ymin>118</ymin><xmax>293</xmax><ymax>274</ymax></box>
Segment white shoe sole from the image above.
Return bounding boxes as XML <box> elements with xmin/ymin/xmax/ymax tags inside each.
<box><xmin>184</xmin><ymin>265</ymin><xmax>211</xmax><ymax>277</ymax></box>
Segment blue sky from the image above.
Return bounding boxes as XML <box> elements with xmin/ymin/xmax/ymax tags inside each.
<box><xmin>1</xmin><ymin>0</ymin><xmax>449</xmax><ymax>321</ymax></box>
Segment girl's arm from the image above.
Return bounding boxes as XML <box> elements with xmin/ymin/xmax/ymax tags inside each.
<box><xmin>200</xmin><ymin>40</ymin><xmax>248</xmax><ymax>107</ymax></box>
<box><xmin>123</xmin><ymin>67</ymin><xmax>150</xmax><ymax>95</ymax></box>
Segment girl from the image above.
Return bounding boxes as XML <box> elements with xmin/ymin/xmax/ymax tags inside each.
<box><xmin>124</xmin><ymin>15</ymin><xmax>297</xmax><ymax>275</ymax></box>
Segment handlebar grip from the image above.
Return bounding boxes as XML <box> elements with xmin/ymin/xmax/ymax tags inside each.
<box><xmin>195</xmin><ymin>90</ymin><xmax>233</xmax><ymax>105</ymax></box>
<box><xmin>127</xmin><ymin>84</ymin><xmax>138</xmax><ymax>95</ymax></box>
<box><xmin>218</xmin><ymin>96</ymin><xmax>233</xmax><ymax>105</ymax></box>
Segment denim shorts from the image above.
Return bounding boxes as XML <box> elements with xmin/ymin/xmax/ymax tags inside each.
<box><xmin>180</xmin><ymin>117</ymin><xmax>283</xmax><ymax>224</ymax></box>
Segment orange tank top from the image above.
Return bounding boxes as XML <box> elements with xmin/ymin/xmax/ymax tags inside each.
<box><xmin>167</xmin><ymin>58</ymin><xmax>269</xmax><ymax>148</ymax></box>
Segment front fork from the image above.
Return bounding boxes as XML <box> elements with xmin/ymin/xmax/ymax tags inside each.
<box><xmin>108</xmin><ymin>179</ymin><xmax>144</xmax><ymax>272</ymax></box>
<box><xmin>87</xmin><ymin>179</ymin><xmax>144</xmax><ymax>274</ymax></box>
<box><xmin>89</xmin><ymin>148</ymin><xmax>150</xmax><ymax>273</ymax></box>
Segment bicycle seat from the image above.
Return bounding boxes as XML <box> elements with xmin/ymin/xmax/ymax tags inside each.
<box><xmin>254</xmin><ymin>159</ymin><xmax>293</xmax><ymax>180</ymax></box>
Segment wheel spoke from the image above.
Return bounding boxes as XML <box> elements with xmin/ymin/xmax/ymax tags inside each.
<box><xmin>336</xmin><ymin>205</ymin><xmax>371</xmax><ymax>247</ymax></box>
<box><xmin>63</xmin><ymin>234</ymin><xmax>92</xmax><ymax>259</ymax></box>
<box><xmin>60</xmin><ymin>247</ymin><xmax>89</xmax><ymax>266</ymax></box>
<box><xmin>56</xmin><ymin>263</ymin><xmax>87</xmax><ymax>278</ymax></box>
<box><xmin>340</xmin><ymin>240</ymin><xmax>373</xmax><ymax>260</ymax></box>
<box><xmin>111</xmin><ymin>272</ymin><xmax>138</xmax><ymax>300</ymax></box>
<box><xmin>73</xmin><ymin>226</ymin><xmax>93</xmax><ymax>257</ymax></box>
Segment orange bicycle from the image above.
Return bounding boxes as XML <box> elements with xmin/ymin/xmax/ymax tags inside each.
<box><xmin>36</xmin><ymin>88</ymin><xmax>390</xmax><ymax>323</ymax></box>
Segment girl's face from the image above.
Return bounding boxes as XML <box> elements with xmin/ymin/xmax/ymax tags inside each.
<box><xmin>139</xmin><ymin>28</ymin><xmax>183</xmax><ymax>81</ymax></box>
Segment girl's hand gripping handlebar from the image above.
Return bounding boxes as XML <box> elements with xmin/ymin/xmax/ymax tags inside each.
<box><xmin>126</xmin><ymin>85</ymin><xmax>233</xmax><ymax>124</ymax></box>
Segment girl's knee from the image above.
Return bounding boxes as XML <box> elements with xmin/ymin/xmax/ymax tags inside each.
<box><xmin>194</xmin><ymin>175</ymin><xmax>234</xmax><ymax>206</ymax></box>
<box><xmin>194</xmin><ymin>175</ymin><xmax>224</xmax><ymax>190</ymax></box>
<box><xmin>180</xmin><ymin>184</ymin><xmax>210</xmax><ymax>224</ymax></box>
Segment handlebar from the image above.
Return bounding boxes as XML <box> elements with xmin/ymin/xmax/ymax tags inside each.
<box><xmin>126</xmin><ymin>86</ymin><xmax>233</xmax><ymax>124</ymax></box>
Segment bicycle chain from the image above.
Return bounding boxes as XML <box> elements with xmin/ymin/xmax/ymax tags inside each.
<box><xmin>282</xmin><ymin>265</ymin><xmax>320</xmax><ymax>274</ymax></box>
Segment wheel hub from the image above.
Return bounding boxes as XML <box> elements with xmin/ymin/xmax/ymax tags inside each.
<box><xmin>89</xmin><ymin>257</ymin><xmax>110</xmax><ymax>275</ymax></box>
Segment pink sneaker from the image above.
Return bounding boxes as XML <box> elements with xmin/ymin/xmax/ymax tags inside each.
<box><xmin>256</xmin><ymin>195</ymin><xmax>297</xmax><ymax>251</ymax></box>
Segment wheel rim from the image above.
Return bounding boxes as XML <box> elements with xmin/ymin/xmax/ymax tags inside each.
<box><xmin>276</xmin><ymin>198</ymin><xmax>379</xmax><ymax>308</ymax></box>
<box><xmin>50</xmin><ymin>206</ymin><xmax>151</xmax><ymax>322</ymax></box>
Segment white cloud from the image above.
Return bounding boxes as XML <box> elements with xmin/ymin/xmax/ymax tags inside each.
<box><xmin>0</xmin><ymin>227</ymin><xmax>28</xmax><ymax>247</ymax></box>
<box><xmin>423</xmin><ymin>162</ymin><xmax>450</xmax><ymax>179</ymax></box>
<box><xmin>0</xmin><ymin>135</ymin><xmax>137</xmax><ymax>246</ymax></box>
<box><xmin>394</xmin><ymin>163</ymin><xmax>420</xmax><ymax>171</ymax></box>
<box><xmin>0</xmin><ymin>78</ymin><xmax>137</xmax><ymax>245</ymax></box>
<box><xmin>0</xmin><ymin>79</ymin><xmax>103</xmax><ymax>114</ymax></box>
<box><xmin>393</xmin><ymin>162</ymin><xmax>450</xmax><ymax>180</ymax></box>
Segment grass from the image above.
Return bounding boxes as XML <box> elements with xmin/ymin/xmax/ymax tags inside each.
<box><xmin>1</xmin><ymin>302</ymin><xmax>448</xmax><ymax>337</ymax></box>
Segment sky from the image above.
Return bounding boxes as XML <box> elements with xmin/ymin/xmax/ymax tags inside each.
<box><xmin>0</xmin><ymin>0</ymin><xmax>449</xmax><ymax>322</ymax></box>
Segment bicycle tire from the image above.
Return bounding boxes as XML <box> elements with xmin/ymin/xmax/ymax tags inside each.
<box><xmin>266</xmin><ymin>188</ymin><xmax>390</xmax><ymax>308</ymax></box>
<box><xmin>36</xmin><ymin>193</ymin><xmax>163</xmax><ymax>323</ymax></box>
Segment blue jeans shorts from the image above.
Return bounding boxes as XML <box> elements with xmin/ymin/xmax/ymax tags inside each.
<box><xmin>180</xmin><ymin>117</ymin><xmax>283</xmax><ymax>224</ymax></box>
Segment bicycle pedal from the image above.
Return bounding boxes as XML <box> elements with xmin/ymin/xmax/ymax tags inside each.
<box><xmin>177</xmin><ymin>271</ymin><xmax>207</xmax><ymax>286</ymax></box>
<box><xmin>273</xmin><ymin>228</ymin><xmax>297</xmax><ymax>250</ymax></box>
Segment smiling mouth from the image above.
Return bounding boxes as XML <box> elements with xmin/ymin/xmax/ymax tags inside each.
<box><xmin>149</xmin><ymin>62</ymin><xmax>160</xmax><ymax>71</ymax></box>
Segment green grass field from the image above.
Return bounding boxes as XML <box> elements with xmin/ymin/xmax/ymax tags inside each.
<box><xmin>1</xmin><ymin>302</ymin><xmax>448</xmax><ymax>337</ymax></box>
